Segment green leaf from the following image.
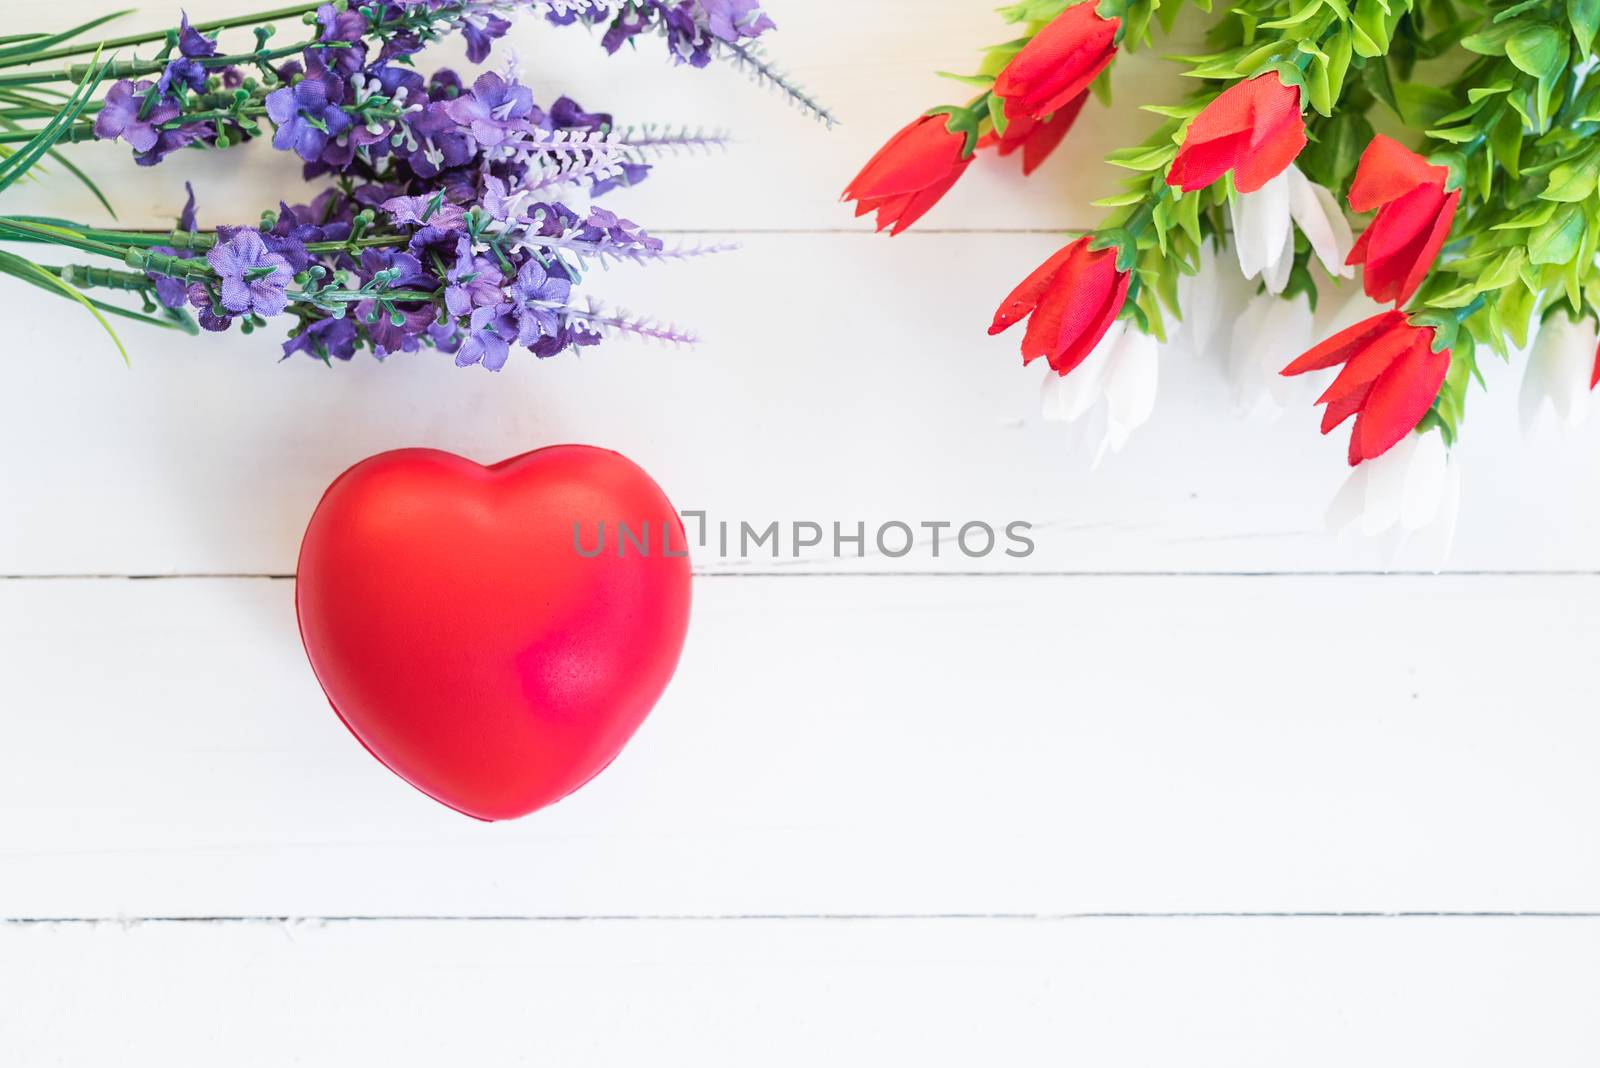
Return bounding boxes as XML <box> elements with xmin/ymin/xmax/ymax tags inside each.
<box><xmin>1505</xmin><ymin>25</ymin><xmax>1565</xmax><ymax>79</ymax></box>
<box><xmin>1570</xmin><ymin>0</ymin><xmax>1600</xmax><ymax>53</ymax></box>
<box><xmin>1394</xmin><ymin>82</ymin><xmax>1457</xmax><ymax>127</ymax></box>
<box><xmin>0</xmin><ymin>9</ymin><xmax>130</xmax><ymax>62</ymax></box>
<box><xmin>986</xmin><ymin>93</ymin><xmax>1008</xmax><ymax>137</ymax></box>
<box><xmin>1105</xmin><ymin>143</ymin><xmax>1177</xmax><ymax>171</ymax></box>
<box><xmin>935</xmin><ymin>71</ymin><xmax>996</xmax><ymax>89</ymax></box>
<box><xmin>1461</xmin><ymin>20</ymin><xmax>1522</xmax><ymax>55</ymax></box>
<box><xmin>1487</xmin><ymin>107</ymin><xmax>1524</xmax><ymax>177</ymax></box>
<box><xmin>1529</xmin><ymin>204</ymin><xmax>1586</xmax><ymax>265</ymax></box>
<box><xmin>0</xmin><ymin>250</ymin><xmax>127</xmax><ymax>363</ymax></box>
<box><xmin>1541</xmin><ymin>155</ymin><xmax>1598</xmax><ymax>202</ymax></box>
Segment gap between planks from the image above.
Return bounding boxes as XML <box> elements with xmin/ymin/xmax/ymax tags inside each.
<box><xmin>8</xmin><ymin>912</ymin><xmax>1600</xmax><ymax>926</ymax></box>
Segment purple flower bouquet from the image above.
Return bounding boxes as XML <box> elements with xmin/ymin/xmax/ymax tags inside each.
<box><xmin>0</xmin><ymin>1</ymin><xmax>832</xmax><ymax>368</ymax></box>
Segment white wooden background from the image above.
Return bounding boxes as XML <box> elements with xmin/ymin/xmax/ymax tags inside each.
<box><xmin>3</xmin><ymin>2</ymin><xmax>1600</xmax><ymax>1063</ymax></box>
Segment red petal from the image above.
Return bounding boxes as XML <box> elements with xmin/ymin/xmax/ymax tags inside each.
<box><xmin>1233</xmin><ymin>85</ymin><xmax>1306</xmax><ymax>193</ymax></box>
<box><xmin>1357</xmin><ymin>182</ymin><xmax>1446</xmax><ymax>304</ymax></box>
<box><xmin>1050</xmin><ymin>258</ymin><xmax>1130</xmax><ymax>375</ymax></box>
<box><xmin>1021</xmin><ymin>95</ymin><xmax>1086</xmax><ymax>174</ymax></box>
<box><xmin>1345</xmin><ymin>223</ymin><xmax>1373</xmax><ymax>267</ymax></box>
<box><xmin>1282</xmin><ymin>311</ymin><xmax>1406</xmax><ymax>375</ymax></box>
<box><xmin>842</xmin><ymin>115</ymin><xmax>965</xmax><ymax>202</ymax></box>
<box><xmin>996</xmin><ymin>7</ymin><xmax>1119</xmax><ymax>120</ymax></box>
<box><xmin>1024</xmin><ymin>244</ymin><xmax>1116</xmax><ymax>365</ymax></box>
<box><xmin>991</xmin><ymin>239</ymin><xmax>1082</xmax><ymax>336</ymax></box>
<box><xmin>1347</xmin><ymin>134</ymin><xmax>1448</xmax><ymax>213</ymax></box>
<box><xmin>1315</xmin><ymin>319</ymin><xmax>1417</xmax><ymax>405</ymax></box>
<box><xmin>1592</xmin><ymin>340</ymin><xmax>1600</xmax><ymax>391</ymax></box>
<box><xmin>1352</xmin><ymin>333</ymin><xmax>1449</xmax><ymax>464</ymax></box>
<box><xmin>1393</xmin><ymin>189</ymin><xmax>1459</xmax><ymax>306</ymax></box>
<box><xmin>884</xmin><ymin>157</ymin><xmax>971</xmax><ymax>235</ymax></box>
<box><xmin>1321</xmin><ymin>380</ymin><xmax>1372</xmax><ymax>434</ymax></box>
<box><xmin>1167</xmin><ymin>130</ymin><xmax>1251</xmax><ymax>191</ymax></box>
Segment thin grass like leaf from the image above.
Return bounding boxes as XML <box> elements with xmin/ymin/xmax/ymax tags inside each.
<box><xmin>0</xmin><ymin>249</ymin><xmax>129</xmax><ymax>363</ymax></box>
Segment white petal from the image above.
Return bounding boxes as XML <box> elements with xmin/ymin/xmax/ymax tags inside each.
<box><xmin>1286</xmin><ymin>166</ymin><xmax>1355</xmax><ymax>279</ymax></box>
<box><xmin>1358</xmin><ymin>434</ymin><xmax>1416</xmax><ymax>537</ymax></box>
<box><xmin>1325</xmin><ymin>465</ymin><xmax>1370</xmax><ymax>533</ymax></box>
<box><xmin>1522</xmin><ymin>314</ymin><xmax>1596</xmax><ymax>430</ymax></box>
<box><xmin>1398</xmin><ymin>431</ymin><xmax>1448</xmax><ymax>532</ymax></box>
<box><xmin>1262</xmin><ymin>222</ymin><xmax>1295</xmax><ymax>295</ymax></box>
<box><xmin>1401</xmin><ymin>453</ymin><xmax>1462</xmax><ymax>572</ymax></box>
<box><xmin>1102</xmin><ymin>328</ymin><xmax>1160</xmax><ymax>452</ymax></box>
<box><xmin>1230</xmin><ymin>174</ymin><xmax>1291</xmax><ymax>282</ymax></box>
<box><xmin>1041</xmin><ymin>320</ymin><xmax>1123</xmax><ymax>424</ymax></box>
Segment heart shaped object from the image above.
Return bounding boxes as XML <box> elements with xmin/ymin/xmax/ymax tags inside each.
<box><xmin>296</xmin><ymin>446</ymin><xmax>692</xmax><ymax>821</ymax></box>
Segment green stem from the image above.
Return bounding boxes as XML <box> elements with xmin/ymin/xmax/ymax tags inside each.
<box><xmin>0</xmin><ymin>3</ymin><xmax>325</xmax><ymax>70</ymax></box>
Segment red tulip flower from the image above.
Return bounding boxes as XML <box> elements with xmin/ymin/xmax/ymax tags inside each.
<box><xmin>1345</xmin><ymin>135</ymin><xmax>1461</xmax><ymax>306</ymax></box>
<box><xmin>990</xmin><ymin>236</ymin><xmax>1131</xmax><ymax>375</ymax></box>
<box><xmin>1593</xmin><ymin>341</ymin><xmax>1600</xmax><ymax>390</ymax></box>
<box><xmin>1281</xmin><ymin>310</ymin><xmax>1451</xmax><ymax>465</ymax></box>
<box><xmin>994</xmin><ymin>3</ymin><xmax>1120</xmax><ymax>121</ymax></box>
<box><xmin>979</xmin><ymin>94</ymin><xmax>1088</xmax><ymax>175</ymax></box>
<box><xmin>1166</xmin><ymin>73</ymin><xmax>1307</xmax><ymax>194</ymax></box>
<box><xmin>843</xmin><ymin>113</ymin><xmax>973</xmax><ymax>235</ymax></box>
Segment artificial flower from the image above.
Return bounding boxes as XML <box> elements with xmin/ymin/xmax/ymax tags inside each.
<box><xmin>1345</xmin><ymin>135</ymin><xmax>1460</xmax><ymax>306</ymax></box>
<box><xmin>1520</xmin><ymin>312</ymin><xmax>1600</xmax><ymax>430</ymax></box>
<box><xmin>842</xmin><ymin>114</ymin><xmax>972</xmax><ymax>234</ymax></box>
<box><xmin>990</xmin><ymin>236</ymin><xmax>1130</xmax><ymax>375</ymax></box>
<box><xmin>1226</xmin><ymin>290</ymin><xmax>1316</xmax><ymax>418</ymax></box>
<box><xmin>1039</xmin><ymin>318</ymin><xmax>1159</xmax><ymax>462</ymax></box>
<box><xmin>207</xmin><ymin>229</ymin><xmax>294</xmax><ymax>319</ymax></box>
<box><xmin>1282</xmin><ymin>310</ymin><xmax>1450</xmax><ymax>465</ymax></box>
<box><xmin>1228</xmin><ymin>163</ymin><xmax>1353</xmax><ymax>294</ymax></box>
<box><xmin>992</xmin><ymin>3</ymin><xmax>1119</xmax><ymax>121</ymax></box>
<box><xmin>93</xmin><ymin>80</ymin><xmax>180</xmax><ymax>153</ymax></box>
<box><xmin>1166</xmin><ymin>73</ymin><xmax>1306</xmax><ymax>194</ymax></box>
<box><xmin>978</xmin><ymin>95</ymin><xmax>1087</xmax><ymax>176</ymax></box>
<box><xmin>1325</xmin><ymin>429</ymin><xmax>1461</xmax><ymax>567</ymax></box>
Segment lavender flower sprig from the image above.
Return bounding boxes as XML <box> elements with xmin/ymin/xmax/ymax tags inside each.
<box><xmin>0</xmin><ymin>0</ymin><xmax>816</xmax><ymax>366</ymax></box>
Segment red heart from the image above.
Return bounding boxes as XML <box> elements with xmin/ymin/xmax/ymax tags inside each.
<box><xmin>296</xmin><ymin>446</ymin><xmax>692</xmax><ymax>821</ymax></box>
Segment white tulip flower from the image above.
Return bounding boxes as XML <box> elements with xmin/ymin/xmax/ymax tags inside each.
<box><xmin>1520</xmin><ymin>312</ymin><xmax>1598</xmax><ymax>432</ymax></box>
<box><xmin>1228</xmin><ymin>164</ymin><xmax>1354</xmax><ymax>295</ymax></box>
<box><xmin>1040</xmin><ymin>319</ymin><xmax>1159</xmax><ymax>465</ymax></box>
<box><xmin>1326</xmin><ymin>430</ymin><xmax>1461</xmax><ymax>569</ymax></box>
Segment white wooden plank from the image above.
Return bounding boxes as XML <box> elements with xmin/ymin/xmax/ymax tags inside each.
<box><xmin>5</xmin><ymin>233</ymin><xmax>1599</xmax><ymax>577</ymax></box>
<box><xmin>3</xmin><ymin>916</ymin><xmax>1598</xmax><ymax>1065</ymax></box>
<box><xmin>4</xmin><ymin>0</ymin><xmax>1185</xmax><ymax>232</ymax></box>
<box><xmin>4</xmin><ymin>574</ymin><xmax>1597</xmax><ymax>918</ymax></box>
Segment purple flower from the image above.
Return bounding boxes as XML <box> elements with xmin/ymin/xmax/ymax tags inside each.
<box><xmin>186</xmin><ymin>282</ymin><xmax>233</xmax><ymax>332</ymax></box>
<box><xmin>283</xmin><ymin>317</ymin><xmax>359</xmax><ymax>362</ymax></box>
<box><xmin>443</xmin><ymin>72</ymin><xmax>534</xmax><ymax>147</ymax></box>
<box><xmin>94</xmin><ymin>80</ymin><xmax>179</xmax><ymax>153</ymax></box>
<box><xmin>146</xmin><ymin>183</ymin><xmax>200</xmax><ymax>309</ymax></box>
<box><xmin>207</xmin><ymin>228</ymin><xmax>293</xmax><ymax>318</ymax></box>
<box><xmin>404</xmin><ymin>101</ymin><xmax>475</xmax><ymax>178</ymax></box>
<box><xmin>177</xmin><ymin>12</ymin><xmax>218</xmax><ymax>58</ymax></box>
<box><xmin>355</xmin><ymin>249</ymin><xmax>437</xmax><ymax>357</ymax></box>
<box><xmin>266</xmin><ymin>75</ymin><xmax>353</xmax><ymax>163</ymax></box>
<box><xmin>135</xmin><ymin>123</ymin><xmax>209</xmax><ymax>167</ymax></box>
<box><xmin>456</xmin><ymin>304</ymin><xmax>518</xmax><ymax>371</ymax></box>
<box><xmin>382</xmin><ymin>192</ymin><xmax>467</xmax><ymax>229</ymax></box>
<box><xmin>580</xmin><ymin>206</ymin><xmax>663</xmax><ymax>252</ymax></box>
<box><xmin>444</xmin><ymin>237</ymin><xmax>505</xmax><ymax>317</ymax></box>
<box><xmin>312</xmin><ymin>4</ymin><xmax>370</xmax><ymax>77</ymax></box>
<box><xmin>460</xmin><ymin>11</ymin><xmax>512</xmax><ymax>63</ymax></box>
<box><xmin>507</xmin><ymin>258</ymin><xmax>572</xmax><ymax>345</ymax></box>
<box><xmin>701</xmin><ymin>0</ymin><xmax>776</xmax><ymax>42</ymax></box>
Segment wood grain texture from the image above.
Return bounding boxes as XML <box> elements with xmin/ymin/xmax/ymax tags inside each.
<box><xmin>5</xmin><ymin>917</ymin><xmax>1600</xmax><ymax>1066</ymax></box>
<box><xmin>5</xmin><ymin>574</ymin><xmax>1597</xmax><ymax>918</ymax></box>
<box><xmin>1</xmin><ymin>3</ymin><xmax>1595</xmax><ymax>1057</ymax></box>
